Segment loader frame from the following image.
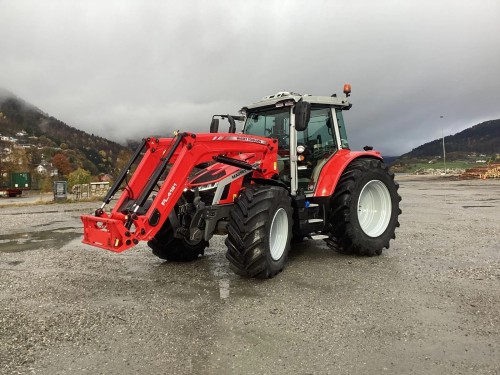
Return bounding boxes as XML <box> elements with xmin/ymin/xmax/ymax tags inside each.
<box><xmin>82</xmin><ymin>132</ymin><xmax>278</xmax><ymax>252</ymax></box>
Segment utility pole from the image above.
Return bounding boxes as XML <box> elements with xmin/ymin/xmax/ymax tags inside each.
<box><xmin>440</xmin><ymin>116</ymin><xmax>446</xmax><ymax>174</ymax></box>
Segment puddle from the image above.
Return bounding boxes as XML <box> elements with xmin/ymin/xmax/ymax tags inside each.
<box><xmin>0</xmin><ymin>228</ymin><xmax>81</xmax><ymax>253</ymax></box>
<box><xmin>462</xmin><ymin>205</ymin><xmax>494</xmax><ymax>209</ymax></box>
<box><xmin>205</xmin><ymin>247</ymin><xmax>232</xmax><ymax>300</ymax></box>
<box><xmin>0</xmin><ymin>208</ymin><xmax>94</xmax><ymax>217</ymax></box>
<box><xmin>33</xmin><ymin>220</ymin><xmax>65</xmax><ymax>227</ymax></box>
<box><xmin>218</xmin><ymin>278</ymin><xmax>230</xmax><ymax>299</ymax></box>
<box><xmin>6</xmin><ymin>260</ymin><xmax>24</xmax><ymax>266</ymax></box>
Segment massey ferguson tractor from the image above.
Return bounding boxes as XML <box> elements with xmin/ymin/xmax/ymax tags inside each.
<box><xmin>81</xmin><ymin>85</ymin><xmax>401</xmax><ymax>278</ymax></box>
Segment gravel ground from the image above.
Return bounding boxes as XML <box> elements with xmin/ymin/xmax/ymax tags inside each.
<box><xmin>0</xmin><ymin>177</ymin><xmax>499</xmax><ymax>375</ymax></box>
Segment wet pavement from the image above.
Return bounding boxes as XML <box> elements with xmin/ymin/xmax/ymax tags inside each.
<box><xmin>0</xmin><ymin>192</ymin><xmax>54</xmax><ymax>206</ymax></box>
<box><xmin>0</xmin><ymin>178</ymin><xmax>499</xmax><ymax>374</ymax></box>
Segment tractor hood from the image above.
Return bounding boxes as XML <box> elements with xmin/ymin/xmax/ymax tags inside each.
<box><xmin>186</xmin><ymin>152</ymin><xmax>261</xmax><ymax>206</ymax></box>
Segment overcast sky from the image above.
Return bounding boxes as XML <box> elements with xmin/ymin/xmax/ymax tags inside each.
<box><xmin>1</xmin><ymin>0</ymin><xmax>499</xmax><ymax>155</ymax></box>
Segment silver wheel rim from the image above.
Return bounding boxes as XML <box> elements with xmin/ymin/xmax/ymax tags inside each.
<box><xmin>357</xmin><ymin>180</ymin><xmax>392</xmax><ymax>237</ymax></box>
<box><xmin>270</xmin><ymin>208</ymin><xmax>288</xmax><ymax>260</ymax></box>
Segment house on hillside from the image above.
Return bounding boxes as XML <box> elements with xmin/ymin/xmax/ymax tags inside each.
<box><xmin>0</xmin><ymin>147</ymin><xmax>11</xmax><ymax>163</ymax></box>
<box><xmin>35</xmin><ymin>160</ymin><xmax>58</xmax><ymax>176</ymax></box>
<box><xmin>98</xmin><ymin>173</ymin><xmax>113</xmax><ymax>182</ymax></box>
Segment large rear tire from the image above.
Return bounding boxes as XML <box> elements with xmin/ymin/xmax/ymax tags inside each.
<box><xmin>147</xmin><ymin>220</ymin><xmax>208</xmax><ymax>262</ymax></box>
<box><xmin>225</xmin><ymin>185</ymin><xmax>292</xmax><ymax>278</ymax></box>
<box><xmin>329</xmin><ymin>158</ymin><xmax>401</xmax><ymax>256</ymax></box>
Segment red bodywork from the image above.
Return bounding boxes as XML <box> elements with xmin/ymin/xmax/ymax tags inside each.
<box><xmin>81</xmin><ymin>131</ymin><xmax>382</xmax><ymax>254</ymax></box>
<box><xmin>313</xmin><ymin>149</ymin><xmax>383</xmax><ymax>197</ymax></box>
<box><xmin>81</xmin><ymin>133</ymin><xmax>278</xmax><ymax>253</ymax></box>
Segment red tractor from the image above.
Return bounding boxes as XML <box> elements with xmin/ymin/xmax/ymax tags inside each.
<box><xmin>81</xmin><ymin>85</ymin><xmax>401</xmax><ymax>278</ymax></box>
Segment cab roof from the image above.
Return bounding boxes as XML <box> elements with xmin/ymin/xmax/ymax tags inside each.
<box><xmin>243</xmin><ymin>91</ymin><xmax>352</xmax><ymax>111</ymax></box>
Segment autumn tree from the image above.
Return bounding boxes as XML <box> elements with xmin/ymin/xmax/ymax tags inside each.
<box><xmin>52</xmin><ymin>153</ymin><xmax>72</xmax><ymax>176</ymax></box>
<box><xmin>68</xmin><ymin>168</ymin><xmax>91</xmax><ymax>189</ymax></box>
<box><xmin>114</xmin><ymin>149</ymin><xmax>133</xmax><ymax>177</ymax></box>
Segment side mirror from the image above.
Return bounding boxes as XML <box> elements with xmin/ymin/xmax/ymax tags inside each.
<box><xmin>210</xmin><ymin>118</ymin><xmax>219</xmax><ymax>133</ymax></box>
<box><xmin>294</xmin><ymin>100</ymin><xmax>311</xmax><ymax>131</ymax></box>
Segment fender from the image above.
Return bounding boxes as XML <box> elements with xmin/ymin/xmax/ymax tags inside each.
<box><xmin>313</xmin><ymin>149</ymin><xmax>383</xmax><ymax>197</ymax></box>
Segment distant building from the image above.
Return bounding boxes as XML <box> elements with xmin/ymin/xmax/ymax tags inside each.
<box><xmin>99</xmin><ymin>173</ymin><xmax>113</xmax><ymax>182</ymax></box>
<box><xmin>35</xmin><ymin>160</ymin><xmax>58</xmax><ymax>176</ymax></box>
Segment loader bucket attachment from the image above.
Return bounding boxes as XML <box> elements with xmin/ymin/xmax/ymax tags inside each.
<box><xmin>81</xmin><ymin>132</ymin><xmax>278</xmax><ymax>253</ymax></box>
<box><xmin>82</xmin><ymin>215</ymin><xmax>134</xmax><ymax>252</ymax></box>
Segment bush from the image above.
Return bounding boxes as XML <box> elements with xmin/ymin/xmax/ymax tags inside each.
<box><xmin>40</xmin><ymin>176</ymin><xmax>55</xmax><ymax>193</ymax></box>
<box><xmin>68</xmin><ymin>168</ymin><xmax>91</xmax><ymax>189</ymax></box>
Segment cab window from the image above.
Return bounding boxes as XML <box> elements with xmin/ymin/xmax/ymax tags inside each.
<box><xmin>335</xmin><ymin>108</ymin><xmax>349</xmax><ymax>149</ymax></box>
<box><xmin>244</xmin><ymin>108</ymin><xmax>290</xmax><ymax>150</ymax></box>
<box><xmin>297</xmin><ymin>108</ymin><xmax>338</xmax><ymax>190</ymax></box>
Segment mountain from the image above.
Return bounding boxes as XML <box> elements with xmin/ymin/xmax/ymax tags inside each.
<box><xmin>0</xmin><ymin>88</ymin><xmax>130</xmax><ymax>177</ymax></box>
<box><xmin>381</xmin><ymin>156</ymin><xmax>399</xmax><ymax>166</ymax></box>
<box><xmin>399</xmin><ymin>119</ymin><xmax>500</xmax><ymax>160</ymax></box>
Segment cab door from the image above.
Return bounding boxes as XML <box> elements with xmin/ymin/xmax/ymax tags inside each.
<box><xmin>296</xmin><ymin>107</ymin><xmax>339</xmax><ymax>192</ymax></box>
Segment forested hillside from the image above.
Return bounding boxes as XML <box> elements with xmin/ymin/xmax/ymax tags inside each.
<box><xmin>392</xmin><ymin>119</ymin><xmax>500</xmax><ymax>173</ymax></box>
<box><xmin>0</xmin><ymin>88</ymin><xmax>132</xmax><ymax>188</ymax></box>
<box><xmin>399</xmin><ymin>119</ymin><xmax>500</xmax><ymax>159</ymax></box>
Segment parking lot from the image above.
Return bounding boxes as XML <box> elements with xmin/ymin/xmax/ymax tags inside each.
<box><xmin>1</xmin><ymin>177</ymin><xmax>499</xmax><ymax>374</ymax></box>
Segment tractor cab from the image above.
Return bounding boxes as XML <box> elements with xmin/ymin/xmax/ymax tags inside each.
<box><xmin>241</xmin><ymin>87</ymin><xmax>352</xmax><ymax>195</ymax></box>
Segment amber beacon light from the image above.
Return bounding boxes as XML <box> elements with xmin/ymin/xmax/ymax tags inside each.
<box><xmin>343</xmin><ymin>83</ymin><xmax>351</xmax><ymax>97</ymax></box>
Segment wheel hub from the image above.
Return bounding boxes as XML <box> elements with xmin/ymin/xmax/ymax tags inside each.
<box><xmin>357</xmin><ymin>180</ymin><xmax>392</xmax><ymax>237</ymax></box>
<box><xmin>269</xmin><ymin>208</ymin><xmax>288</xmax><ymax>260</ymax></box>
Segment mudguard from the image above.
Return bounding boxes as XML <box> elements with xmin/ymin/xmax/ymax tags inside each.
<box><xmin>313</xmin><ymin>149</ymin><xmax>383</xmax><ymax>197</ymax></box>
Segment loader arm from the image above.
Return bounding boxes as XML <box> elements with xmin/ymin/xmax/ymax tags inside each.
<box><xmin>81</xmin><ymin>132</ymin><xmax>278</xmax><ymax>252</ymax></box>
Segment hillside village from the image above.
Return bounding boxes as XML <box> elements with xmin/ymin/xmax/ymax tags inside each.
<box><xmin>0</xmin><ymin>127</ymin><xmax>119</xmax><ymax>191</ymax></box>
<box><xmin>1</xmin><ymin>127</ymin><xmax>58</xmax><ymax>175</ymax></box>
<box><xmin>0</xmin><ymin>93</ymin><xmax>130</xmax><ymax>192</ymax></box>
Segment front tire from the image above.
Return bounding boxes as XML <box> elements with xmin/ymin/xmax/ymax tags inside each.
<box><xmin>329</xmin><ymin>158</ymin><xmax>401</xmax><ymax>256</ymax></box>
<box><xmin>147</xmin><ymin>220</ymin><xmax>207</xmax><ymax>262</ymax></box>
<box><xmin>225</xmin><ymin>185</ymin><xmax>292</xmax><ymax>278</ymax></box>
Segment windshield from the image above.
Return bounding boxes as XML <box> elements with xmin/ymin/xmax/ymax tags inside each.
<box><xmin>243</xmin><ymin>108</ymin><xmax>290</xmax><ymax>149</ymax></box>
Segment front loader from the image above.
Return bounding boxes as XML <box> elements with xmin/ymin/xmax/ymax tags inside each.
<box><xmin>82</xmin><ymin>85</ymin><xmax>401</xmax><ymax>278</ymax></box>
